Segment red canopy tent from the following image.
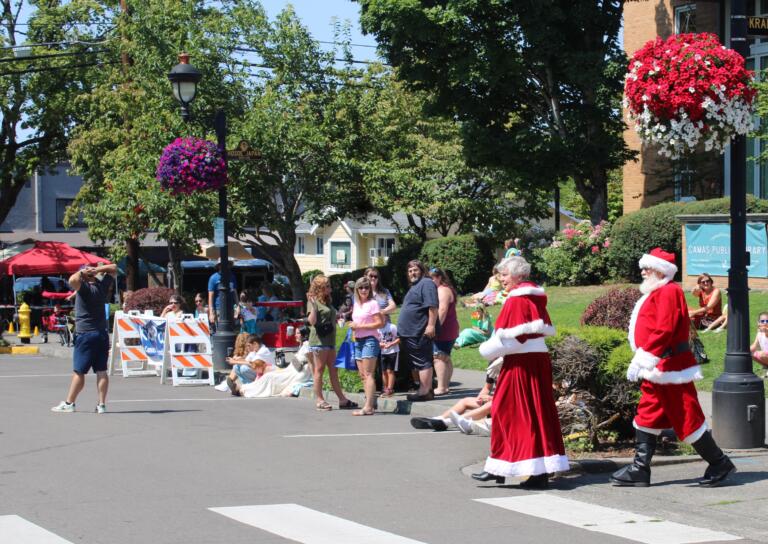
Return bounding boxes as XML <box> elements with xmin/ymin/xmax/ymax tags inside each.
<box><xmin>0</xmin><ymin>241</ymin><xmax>110</xmax><ymax>276</ymax></box>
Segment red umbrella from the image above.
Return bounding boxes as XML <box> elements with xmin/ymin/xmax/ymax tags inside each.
<box><xmin>0</xmin><ymin>241</ymin><xmax>110</xmax><ymax>276</ymax></box>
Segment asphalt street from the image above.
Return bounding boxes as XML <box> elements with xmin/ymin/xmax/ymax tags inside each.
<box><xmin>1</xmin><ymin>354</ymin><xmax>767</xmax><ymax>544</ymax></box>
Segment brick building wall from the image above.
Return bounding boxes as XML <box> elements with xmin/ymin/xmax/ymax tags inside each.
<box><xmin>622</xmin><ymin>1</ymin><xmax>724</xmax><ymax>214</ymax></box>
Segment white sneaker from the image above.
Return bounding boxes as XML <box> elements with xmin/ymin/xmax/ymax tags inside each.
<box><xmin>51</xmin><ymin>401</ymin><xmax>75</xmax><ymax>413</ymax></box>
<box><xmin>448</xmin><ymin>410</ymin><xmax>474</xmax><ymax>434</ymax></box>
<box><xmin>214</xmin><ymin>381</ymin><xmax>230</xmax><ymax>392</ymax></box>
<box><xmin>95</xmin><ymin>404</ymin><xmax>106</xmax><ymax>414</ymax></box>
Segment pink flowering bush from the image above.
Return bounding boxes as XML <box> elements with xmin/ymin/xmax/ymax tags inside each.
<box><xmin>534</xmin><ymin>221</ymin><xmax>611</xmax><ymax>286</ymax></box>
<box><xmin>624</xmin><ymin>33</ymin><xmax>755</xmax><ymax>159</ymax></box>
<box><xmin>156</xmin><ymin>137</ymin><xmax>227</xmax><ymax>195</ymax></box>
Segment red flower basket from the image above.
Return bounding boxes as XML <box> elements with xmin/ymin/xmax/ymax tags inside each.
<box><xmin>624</xmin><ymin>33</ymin><xmax>756</xmax><ymax>159</ymax></box>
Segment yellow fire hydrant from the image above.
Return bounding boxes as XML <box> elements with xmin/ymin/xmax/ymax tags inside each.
<box><xmin>17</xmin><ymin>302</ymin><xmax>32</xmax><ymax>344</ymax></box>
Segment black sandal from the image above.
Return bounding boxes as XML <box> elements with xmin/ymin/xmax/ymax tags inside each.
<box><xmin>338</xmin><ymin>399</ymin><xmax>358</xmax><ymax>410</ymax></box>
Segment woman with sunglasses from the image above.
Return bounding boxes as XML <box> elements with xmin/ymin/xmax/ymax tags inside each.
<box><xmin>349</xmin><ymin>276</ymin><xmax>384</xmax><ymax>415</ymax></box>
<box><xmin>192</xmin><ymin>293</ymin><xmax>207</xmax><ymax>319</ymax></box>
<box><xmin>689</xmin><ymin>273</ymin><xmax>722</xmax><ymax>329</ymax></box>
<box><xmin>161</xmin><ymin>295</ymin><xmax>185</xmax><ymax>318</ymax></box>
<box><xmin>365</xmin><ymin>267</ymin><xmax>396</xmax><ymax>322</ymax></box>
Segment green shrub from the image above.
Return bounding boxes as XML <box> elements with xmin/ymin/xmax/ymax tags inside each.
<box><xmin>533</xmin><ymin>221</ymin><xmax>611</xmax><ymax>286</ymax></box>
<box><xmin>607</xmin><ymin>196</ymin><xmax>768</xmax><ymax>282</ymax></box>
<box><xmin>328</xmin><ymin>268</ymin><xmax>368</xmax><ymax>307</ymax></box>
<box><xmin>301</xmin><ymin>270</ymin><xmax>324</xmax><ymax>291</ymax></box>
<box><xmin>419</xmin><ymin>234</ymin><xmax>495</xmax><ymax>294</ymax></box>
<box><xmin>386</xmin><ymin>235</ymin><xmax>423</xmax><ymax>301</ymax></box>
<box><xmin>550</xmin><ymin>326</ymin><xmax>638</xmax><ymax>445</ymax></box>
<box><xmin>338</xmin><ymin>368</ymin><xmax>363</xmax><ymax>393</ymax></box>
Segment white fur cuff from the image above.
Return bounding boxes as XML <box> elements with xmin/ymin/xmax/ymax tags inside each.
<box><xmin>496</xmin><ymin>319</ymin><xmax>555</xmax><ymax>340</ymax></box>
<box><xmin>632</xmin><ymin>348</ymin><xmax>660</xmax><ymax>370</ymax></box>
<box><xmin>479</xmin><ymin>334</ymin><xmax>522</xmax><ymax>361</ymax></box>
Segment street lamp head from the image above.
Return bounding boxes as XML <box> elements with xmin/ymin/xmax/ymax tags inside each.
<box><xmin>168</xmin><ymin>52</ymin><xmax>202</xmax><ymax>121</ymax></box>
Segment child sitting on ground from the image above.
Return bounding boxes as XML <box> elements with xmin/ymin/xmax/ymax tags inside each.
<box><xmin>454</xmin><ymin>307</ymin><xmax>492</xmax><ymax>348</ymax></box>
<box><xmin>224</xmin><ymin>334</ymin><xmax>275</xmax><ymax>394</ymax></box>
<box><xmin>749</xmin><ymin>312</ymin><xmax>768</xmax><ymax>378</ymax></box>
<box><xmin>379</xmin><ymin>320</ymin><xmax>400</xmax><ymax>397</ymax></box>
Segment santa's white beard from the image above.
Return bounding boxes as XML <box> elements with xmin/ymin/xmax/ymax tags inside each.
<box><xmin>639</xmin><ymin>274</ymin><xmax>669</xmax><ymax>294</ymax></box>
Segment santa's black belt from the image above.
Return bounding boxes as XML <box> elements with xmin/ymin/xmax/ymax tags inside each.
<box><xmin>660</xmin><ymin>342</ymin><xmax>691</xmax><ymax>359</ymax></box>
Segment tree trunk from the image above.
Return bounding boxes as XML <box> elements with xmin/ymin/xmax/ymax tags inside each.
<box><xmin>574</xmin><ymin>174</ymin><xmax>608</xmax><ymax>225</ymax></box>
<box><xmin>166</xmin><ymin>242</ymin><xmax>183</xmax><ymax>291</ymax></box>
<box><xmin>406</xmin><ymin>213</ymin><xmax>428</xmax><ymax>241</ymax></box>
<box><xmin>125</xmin><ymin>237</ymin><xmax>140</xmax><ymax>291</ymax></box>
<box><xmin>280</xmin><ymin>249</ymin><xmax>307</xmax><ymax>302</ymax></box>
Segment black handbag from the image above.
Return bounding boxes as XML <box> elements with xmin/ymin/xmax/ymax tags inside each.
<box><xmin>314</xmin><ymin>320</ymin><xmax>334</xmax><ymax>337</ymax></box>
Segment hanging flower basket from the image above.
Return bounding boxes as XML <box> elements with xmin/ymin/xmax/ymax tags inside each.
<box><xmin>156</xmin><ymin>137</ymin><xmax>227</xmax><ymax>195</ymax></box>
<box><xmin>624</xmin><ymin>32</ymin><xmax>756</xmax><ymax>160</ymax></box>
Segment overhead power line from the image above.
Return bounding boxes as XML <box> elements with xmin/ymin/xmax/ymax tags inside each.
<box><xmin>0</xmin><ymin>60</ymin><xmax>119</xmax><ymax>77</ymax></box>
<box><xmin>0</xmin><ymin>49</ymin><xmax>107</xmax><ymax>64</ymax></box>
<box><xmin>232</xmin><ymin>46</ymin><xmax>388</xmax><ymax>66</ymax></box>
<box><xmin>316</xmin><ymin>39</ymin><xmax>377</xmax><ymax>49</ymax></box>
<box><xmin>0</xmin><ymin>39</ymin><xmax>110</xmax><ymax>51</ymax></box>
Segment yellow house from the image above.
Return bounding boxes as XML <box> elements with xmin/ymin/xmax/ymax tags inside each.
<box><xmin>293</xmin><ymin>213</ymin><xmax>409</xmax><ymax>275</ymax></box>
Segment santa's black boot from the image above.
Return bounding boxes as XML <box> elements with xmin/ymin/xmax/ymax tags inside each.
<box><xmin>610</xmin><ymin>430</ymin><xmax>656</xmax><ymax>487</ymax></box>
<box><xmin>691</xmin><ymin>431</ymin><xmax>736</xmax><ymax>487</ymax></box>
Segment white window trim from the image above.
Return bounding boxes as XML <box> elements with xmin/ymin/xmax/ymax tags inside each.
<box><xmin>375</xmin><ymin>235</ymin><xmax>397</xmax><ymax>257</ymax></box>
<box><xmin>674</xmin><ymin>4</ymin><xmax>696</xmax><ymax>35</ymax></box>
<box><xmin>328</xmin><ymin>238</ymin><xmax>354</xmax><ymax>272</ymax></box>
<box><xmin>295</xmin><ymin>235</ymin><xmax>306</xmax><ymax>255</ymax></box>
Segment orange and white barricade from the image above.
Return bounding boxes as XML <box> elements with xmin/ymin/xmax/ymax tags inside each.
<box><xmin>109</xmin><ymin>311</ymin><xmax>165</xmax><ymax>377</ymax></box>
<box><xmin>164</xmin><ymin>314</ymin><xmax>214</xmax><ymax>386</ymax></box>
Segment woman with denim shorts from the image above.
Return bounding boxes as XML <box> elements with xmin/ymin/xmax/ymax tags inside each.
<box><xmin>430</xmin><ymin>268</ymin><xmax>460</xmax><ymax>395</ymax></box>
<box><xmin>349</xmin><ymin>276</ymin><xmax>384</xmax><ymax>415</ymax></box>
<box><xmin>307</xmin><ymin>275</ymin><xmax>357</xmax><ymax>412</ymax></box>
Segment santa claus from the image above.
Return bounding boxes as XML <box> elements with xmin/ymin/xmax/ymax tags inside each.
<box><xmin>610</xmin><ymin>248</ymin><xmax>735</xmax><ymax>487</ymax></box>
<box><xmin>472</xmin><ymin>256</ymin><xmax>569</xmax><ymax>489</ymax></box>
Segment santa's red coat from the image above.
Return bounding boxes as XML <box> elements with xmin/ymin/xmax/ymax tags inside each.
<box><xmin>480</xmin><ymin>282</ymin><xmax>569</xmax><ymax>477</ymax></box>
<box><xmin>628</xmin><ymin>280</ymin><xmax>707</xmax><ymax>442</ymax></box>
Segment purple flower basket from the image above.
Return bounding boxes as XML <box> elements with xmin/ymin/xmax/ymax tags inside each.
<box><xmin>156</xmin><ymin>137</ymin><xmax>227</xmax><ymax>195</ymax></box>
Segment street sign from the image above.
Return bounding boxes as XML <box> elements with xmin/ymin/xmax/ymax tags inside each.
<box><xmin>214</xmin><ymin>217</ymin><xmax>225</xmax><ymax>247</ymax></box>
<box><xmin>228</xmin><ymin>140</ymin><xmax>261</xmax><ymax>160</ymax></box>
<box><xmin>748</xmin><ymin>16</ymin><xmax>768</xmax><ymax>36</ymax></box>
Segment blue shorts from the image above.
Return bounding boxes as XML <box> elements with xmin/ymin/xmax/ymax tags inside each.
<box><xmin>354</xmin><ymin>336</ymin><xmax>380</xmax><ymax>360</ymax></box>
<box><xmin>310</xmin><ymin>345</ymin><xmax>335</xmax><ymax>353</ymax></box>
<box><xmin>433</xmin><ymin>340</ymin><xmax>454</xmax><ymax>357</ymax></box>
<box><xmin>73</xmin><ymin>330</ymin><xmax>110</xmax><ymax>374</ymax></box>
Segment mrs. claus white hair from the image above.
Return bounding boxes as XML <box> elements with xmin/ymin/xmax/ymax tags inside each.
<box><xmin>498</xmin><ymin>256</ymin><xmax>531</xmax><ymax>279</ymax></box>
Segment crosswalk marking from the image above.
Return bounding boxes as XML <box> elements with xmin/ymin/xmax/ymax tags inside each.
<box><xmin>210</xmin><ymin>504</ymin><xmax>426</xmax><ymax>544</ymax></box>
<box><xmin>474</xmin><ymin>495</ymin><xmax>741</xmax><ymax>544</ymax></box>
<box><xmin>0</xmin><ymin>515</ymin><xmax>74</xmax><ymax>544</ymax></box>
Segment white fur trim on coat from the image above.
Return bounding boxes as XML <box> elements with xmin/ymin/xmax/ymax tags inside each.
<box><xmin>485</xmin><ymin>453</ymin><xmax>570</xmax><ymax>477</ymax></box>
<box><xmin>638</xmin><ymin>365</ymin><xmax>703</xmax><ymax>384</ymax></box>
<box><xmin>627</xmin><ymin>292</ymin><xmax>649</xmax><ymax>351</ymax></box>
<box><xmin>682</xmin><ymin>421</ymin><xmax>709</xmax><ymax>444</ymax></box>
<box><xmin>632</xmin><ymin>348</ymin><xmax>660</xmax><ymax>370</ymax></box>
<box><xmin>478</xmin><ymin>336</ymin><xmax>548</xmax><ymax>361</ymax></box>
<box><xmin>639</xmin><ymin>253</ymin><xmax>678</xmax><ymax>279</ymax></box>
<box><xmin>496</xmin><ymin>319</ymin><xmax>555</xmax><ymax>340</ymax></box>
<box><xmin>507</xmin><ymin>285</ymin><xmax>546</xmax><ymax>297</ymax></box>
<box><xmin>632</xmin><ymin>421</ymin><xmax>664</xmax><ymax>435</ymax></box>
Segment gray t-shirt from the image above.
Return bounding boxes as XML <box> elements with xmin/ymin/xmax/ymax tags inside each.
<box><xmin>396</xmin><ymin>276</ymin><xmax>438</xmax><ymax>337</ymax></box>
<box><xmin>75</xmin><ymin>275</ymin><xmax>114</xmax><ymax>333</ymax></box>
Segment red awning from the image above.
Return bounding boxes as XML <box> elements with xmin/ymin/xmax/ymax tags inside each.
<box><xmin>0</xmin><ymin>241</ymin><xmax>110</xmax><ymax>276</ymax></box>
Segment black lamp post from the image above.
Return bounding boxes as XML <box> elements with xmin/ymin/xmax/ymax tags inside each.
<box><xmin>168</xmin><ymin>53</ymin><xmax>235</xmax><ymax>371</ymax></box>
<box><xmin>712</xmin><ymin>0</ymin><xmax>766</xmax><ymax>449</ymax></box>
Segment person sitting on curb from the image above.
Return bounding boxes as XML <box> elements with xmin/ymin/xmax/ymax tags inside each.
<box><xmin>215</xmin><ymin>333</ymin><xmax>250</xmax><ymax>392</ymax></box>
<box><xmin>750</xmin><ymin>311</ymin><xmax>768</xmax><ymax>378</ymax></box>
<box><xmin>226</xmin><ymin>334</ymin><xmax>274</xmax><ymax>394</ymax></box>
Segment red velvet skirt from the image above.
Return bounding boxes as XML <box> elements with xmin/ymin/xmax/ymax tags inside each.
<box><xmin>485</xmin><ymin>352</ymin><xmax>569</xmax><ymax>477</ymax></box>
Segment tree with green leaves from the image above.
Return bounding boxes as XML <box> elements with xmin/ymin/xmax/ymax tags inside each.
<box><xmin>66</xmin><ymin>0</ymin><xmax>265</xmax><ymax>289</ymax></box>
<box><xmin>0</xmin><ymin>0</ymin><xmax>107</xmax><ymax>227</ymax></box>
<box><xmin>359</xmin><ymin>75</ymin><xmax>550</xmax><ymax>240</ymax></box>
<box><xmin>356</xmin><ymin>0</ymin><xmax>635</xmax><ymax>224</ymax></box>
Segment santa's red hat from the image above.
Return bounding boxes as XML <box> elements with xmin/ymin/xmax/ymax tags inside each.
<box><xmin>638</xmin><ymin>247</ymin><xmax>677</xmax><ymax>279</ymax></box>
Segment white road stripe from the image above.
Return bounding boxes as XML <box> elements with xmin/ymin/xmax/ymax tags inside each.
<box><xmin>0</xmin><ymin>515</ymin><xmax>74</xmax><ymax>543</ymax></box>
<box><xmin>475</xmin><ymin>495</ymin><xmax>741</xmax><ymax>544</ymax></box>
<box><xmin>284</xmin><ymin>431</ymin><xmax>457</xmax><ymax>438</ymax></box>
<box><xmin>211</xmin><ymin>504</ymin><xmax>425</xmax><ymax>544</ymax></box>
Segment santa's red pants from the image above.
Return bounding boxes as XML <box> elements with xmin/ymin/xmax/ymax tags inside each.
<box><xmin>634</xmin><ymin>380</ymin><xmax>707</xmax><ymax>443</ymax></box>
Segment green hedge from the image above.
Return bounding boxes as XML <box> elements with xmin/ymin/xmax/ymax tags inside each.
<box><xmin>608</xmin><ymin>196</ymin><xmax>768</xmax><ymax>282</ymax></box>
<box><xmin>419</xmin><ymin>234</ymin><xmax>495</xmax><ymax>294</ymax></box>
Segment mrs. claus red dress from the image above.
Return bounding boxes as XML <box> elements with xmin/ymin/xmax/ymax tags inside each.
<box><xmin>479</xmin><ymin>282</ymin><xmax>569</xmax><ymax>477</ymax></box>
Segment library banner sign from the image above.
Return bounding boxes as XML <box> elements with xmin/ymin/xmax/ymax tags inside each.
<box><xmin>685</xmin><ymin>223</ymin><xmax>768</xmax><ymax>277</ymax></box>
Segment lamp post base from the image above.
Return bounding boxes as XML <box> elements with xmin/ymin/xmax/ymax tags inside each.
<box><xmin>712</xmin><ymin>368</ymin><xmax>766</xmax><ymax>449</ymax></box>
<box><xmin>211</xmin><ymin>329</ymin><xmax>237</xmax><ymax>372</ymax></box>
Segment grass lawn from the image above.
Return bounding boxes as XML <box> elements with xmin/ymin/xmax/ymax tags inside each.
<box><xmin>393</xmin><ymin>285</ymin><xmax>768</xmax><ymax>392</ymax></box>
